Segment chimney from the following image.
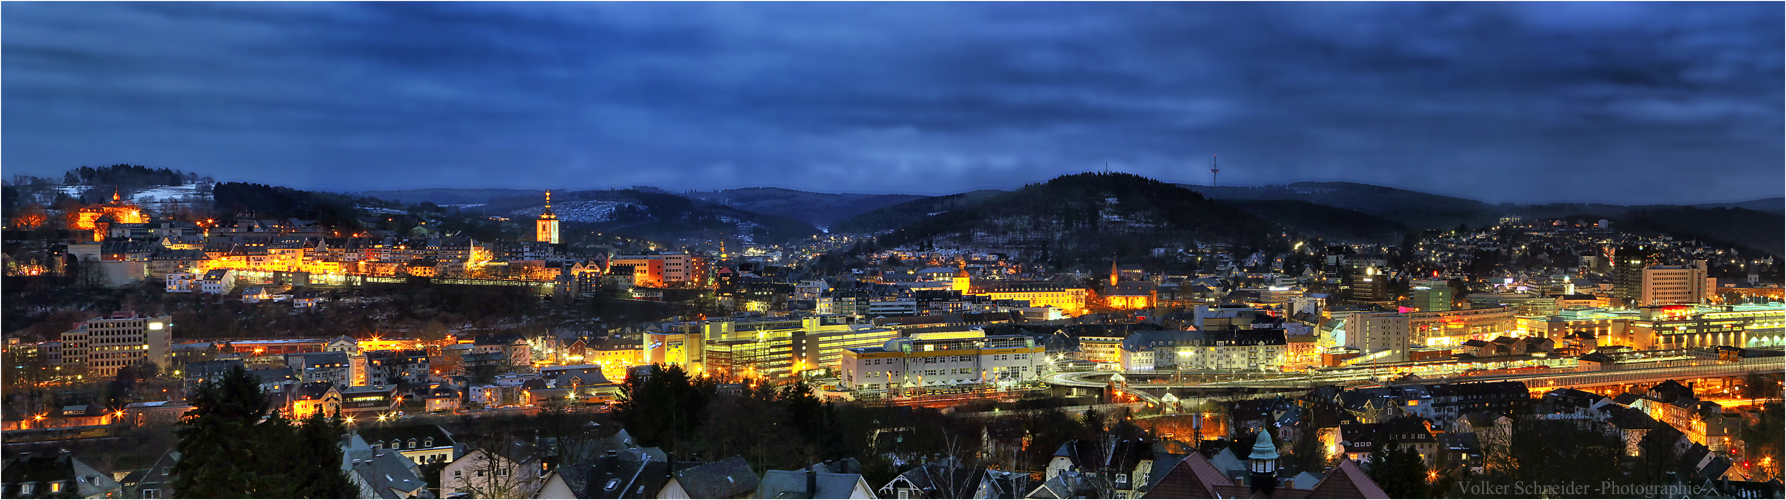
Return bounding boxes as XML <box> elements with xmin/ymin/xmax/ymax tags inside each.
<box><xmin>807</xmin><ymin>464</ymin><xmax>818</xmax><ymax>497</ymax></box>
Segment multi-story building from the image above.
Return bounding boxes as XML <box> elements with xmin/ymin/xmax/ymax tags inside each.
<box><xmin>839</xmin><ymin>335</ymin><xmax>1045</xmax><ymax>395</ymax></box>
<box><xmin>654</xmin><ymin>315</ymin><xmax>898</xmax><ymax>379</ymax></box>
<box><xmin>973</xmin><ymin>282</ymin><xmax>1088</xmax><ymax>316</ymax></box>
<box><xmin>610</xmin><ymin>253</ymin><xmax>709</xmax><ymax>287</ymax></box>
<box><xmin>1613</xmin><ymin>245</ymin><xmax>1655</xmax><ymax>305</ymax></box>
<box><xmin>57</xmin><ymin>312</ymin><xmax>172</xmax><ymax>379</ymax></box>
<box><xmin>1629</xmin><ymin>303</ymin><xmax>1786</xmax><ymax>350</ymax></box>
<box><xmin>1410</xmin><ymin>283</ymin><xmax>1452</xmax><ymax>312</ymax></box>
<box><xmin>1075</xmin><ymin>336</ymin><xmax>1124</xmax><ymax>364</ymax></box>
<box><xmin>1347</xmin><ymin>312</ymin><xmax>1409</xmax><ymax>363</ymax></box>
<box><xmin>1405</xmin><ymin>306</ymin><xmax>1516</xmax><ymax>348</ymax></box>
<box><xmin>286</xmin><ymin>351</ymin><xmax>353</xmax><ymax>387</ymax></box>
<box><xmin>366</xmin><ymin>350</ymin><xmax>431</xmax><ymax>387</ymax></box>
<box><xmin>1640</xmin><ymin>262</ymin><xmax>1709</xmax><ymax>307</ymax></box>
<box><xmin>1118</xmin><ymin>329</ymin><xmax>1288</xmax><ymax>371</ymax></box>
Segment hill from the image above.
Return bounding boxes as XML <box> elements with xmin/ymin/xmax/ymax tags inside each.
<box><xmin>1691</xmin><ymin>197</ymin><xmax>1784</xmax><ymax>216</ymax></box>
<box><xmin>480</xmin><ymin>189</ymin><xmax>817</xmax><ymax>246</ymax></box>
<box><xmin>1222</xmin><ymin>200</ymin><xmax>1409</xmax><ymax>244</ymax></box>
<box><xmin>678</xmin><ymin>187</ymin><xmax>924</xmax><ymax>230</ymax></box>
<box><xmin>874</xmin><ymin>172</ymin><xmax>1277</xmax><ymax>267</ymax></box>
<box><xmin>1178</xmin><ymin>182</ymin><xmax>1500</xmax><ymax>230</ymax></box>
<box><xmin>1619</xmin><ymin>207</ymin><xmax>1784</xmax><ymax>258</ymax></box>
<box><xmin>354</xmin><ymin>188</ymin><xmax>542</xmax><ymax>206</ymax></box>
<box><xmin>833</xmin><ymin>190</ymin><xmax>1007</xmax><ymax>234</ymax></box>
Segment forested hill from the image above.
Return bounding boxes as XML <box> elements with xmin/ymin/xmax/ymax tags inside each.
<box><xmin>1179</xmin><ymin>181</ymin><xmax>1498</xmax><ymax>230</ymax></box>
<box><xmin>1224</xmin><ymin>199</ymin><xmax>1409</xmax><ymax>244</ymax></box>
<box><xmin>833</xmin><ymin>189</ymin><xmax>1007</xmax><ymax>234</ymax></box>
<box><xmin>872</xmin><ymin>172</ymin><xmax>1277</xmax><ymax>266</ymax></box>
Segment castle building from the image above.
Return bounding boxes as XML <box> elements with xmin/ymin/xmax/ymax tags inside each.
<box><xmin>536</xmin><ymin>191</ymin><xmax>559</xmax><ymax>244</ymax></box>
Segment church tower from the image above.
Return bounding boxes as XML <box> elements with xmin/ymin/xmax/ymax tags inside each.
<box><xmin>1110</xmin><ymin>259</ymin><xmax>1120</xmax><ymax>286</ymax></box>
<box><xmin>536</xmin><ymin>190</ymin><xmax>560</xmax><ymax>244</ymax></box>
<box><xmin>952</xmin><ymin>261</ymin><xmax>972</xmax><ymax>293</ymax></box>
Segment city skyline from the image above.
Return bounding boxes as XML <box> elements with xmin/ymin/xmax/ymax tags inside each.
<box><xmin>4</xmin><ymin>2</ymin><xmax>1782</xmax><ymax>205</ymax></box>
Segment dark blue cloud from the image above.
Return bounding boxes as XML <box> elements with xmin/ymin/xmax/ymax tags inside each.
<box><xmin>4</xmin><ymin>2</ymin><xmax>1779</xmax><ymax>204</ymax></box>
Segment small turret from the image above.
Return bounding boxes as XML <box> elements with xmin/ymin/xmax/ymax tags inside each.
<box><xmin>1248</xmin><ymin>427</ymin><xmax>1279</xmax><ymax>496</ymax></box>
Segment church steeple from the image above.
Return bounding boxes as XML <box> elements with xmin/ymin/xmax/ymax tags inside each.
<box><xmin>1110</xmin><ymin>259</ymin><xmax>1119</xmax><ymax>287</ymax></box>
<box><xmin>536</xmin><ymin>190</ymin><xmax>560</xmax><ymax>244</ymax></box>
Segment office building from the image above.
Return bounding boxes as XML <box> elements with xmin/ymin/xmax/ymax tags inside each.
<box><xmin>57</xmin><ymin>312</ymin><xmax>172</xmax><ymax>379</ymax></box>
<box><xmin>1640</xmin><ymin>261</ymin><xmax>1709</xmax><ymax>307</ymax></box>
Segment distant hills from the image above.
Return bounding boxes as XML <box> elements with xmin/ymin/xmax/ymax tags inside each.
<box><xmin>356</xmin><ymin>188</ymin><xmax>542</xmax><ymax>206</ymax></box>
<box><xmin>476</xmin><ymin>189</ymin><xmax>818</xmax><ymax>245</ymax></box>
<box><xmin>862</xmin><ymin>172</ymin><xmax>1278</xmax><ymax>266</ymax></box>
<box><xmin>1177</xmin><ymin>182</ymin><xmax>1782</xmax><ymax>256</ymax></box>
<box><xmin>1178</xmin><ymin>182</ymin><xmax>1498</xmax><ymax>231</ymax></box>
<box><xmin>679</xmin><ymin>187</ymin><xmax>924</xmax><ymax>229</ymax></box>
<box><xmin>346</xmin><ymin>179</ymin><xmax>1781</xmax><ymax>256</ymax></box>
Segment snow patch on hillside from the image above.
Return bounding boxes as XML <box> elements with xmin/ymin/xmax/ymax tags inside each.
<box><xmin>512</xmin><ymin>200</ymin><xmax>642</xmax><ymax>223</ymax></box>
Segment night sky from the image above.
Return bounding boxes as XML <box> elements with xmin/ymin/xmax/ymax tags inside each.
<box><xmin>4</xmin><ymin>2</ymin><xmax>1781</xmax><ymax>204</ymax></box>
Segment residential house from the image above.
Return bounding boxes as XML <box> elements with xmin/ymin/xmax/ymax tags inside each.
<box><xmin>441</xmin><ymin>440</ymin><xmax>546</xmax><ymax>499</ymax></box>
<box><xmin>0</xmin><ymin>450</ymin><xmax>124</xmax><ymax>499</ymax></box>
<box><xmin>758</xmin><ymin>466</ymin><xmax>877</xmax><ymax>499</ymax></box>
<box><xmin>361</xmin><ymin>424</ymin><xmax>458</xmax><ymax>467</ymax></box>
<box><xmin>658</xmin><ymin>456</ymin><xmax>759</xmax><ymax>499</ymax></box>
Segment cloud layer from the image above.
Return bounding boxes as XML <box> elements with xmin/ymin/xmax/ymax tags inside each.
<box><xmin>4</xmin><ymin>2</ymin><xmax>1780</xmax><ymax>204</ymax></box>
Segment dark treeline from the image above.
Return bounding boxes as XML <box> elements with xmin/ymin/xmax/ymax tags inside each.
<box><xmin>613</xmin><ymin>364</ymin><xmax>1124</xmax><ymax>487</ymax></box>
<box><xmin>212</xmin><ymin>182</ymin><xmax>367</xmax><ymax>229</ymax></box>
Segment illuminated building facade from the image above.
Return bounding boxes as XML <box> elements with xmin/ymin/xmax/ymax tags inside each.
<box><xmin>1639</xmin><ymin>262</ymin><xmax>1710</xmax><ymax>307</ymax></box>
<box><xmin>839</xmin><ymin>335</ymin><xmax>1044</xmax><ymax>395</ymax></box>
<box><xmin>975</xmin><ymin>282</ymin><xmax>1087</xmax><ymax>316</ymax></box>
<box><xmin>1630</xmin><ymin>303</ymin><xmax>1785</xmax><ymax>350</ymax></box>
<box><xmin>1406</xmin><ymin>306</ymin><xmax>1516</xmax><ymax>347</ymax></box>
<box><xmin>644</xmin><ymin>315</ymin><xmax>895</xmax><ymax>379</ymax></box>
<box><xmin>67</xmin><ymin>190</ymin><xmax>149</xmax><ymax>242</ymax></box>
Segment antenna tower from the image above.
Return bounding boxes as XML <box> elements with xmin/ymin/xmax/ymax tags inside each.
<box><xmin>1210</xmin><ymin>154</ymin><xmax>1220</xmax><ymax>186</ymax></box>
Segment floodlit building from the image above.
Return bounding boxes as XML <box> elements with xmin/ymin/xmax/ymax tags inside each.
<box><xmin>839</xmin><ymin>334</ymin><xmax>1045</xmax><ymax>396</ymax></box>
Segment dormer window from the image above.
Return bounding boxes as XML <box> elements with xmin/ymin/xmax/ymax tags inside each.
<box><xmin>424</xmin><ymin>438</ymin><xmax>433</xmax><ymax>447</ymax></box>
<box><xmin>408</xmin><ymin>439</ymin><xmax>418</xmax><ymax>448</ymax></box>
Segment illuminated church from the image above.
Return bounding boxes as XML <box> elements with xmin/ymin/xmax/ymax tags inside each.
<box><xmin>536</xmin><ymin>191</ymin><xmax>559</xmax><ymax>244</ymax></box>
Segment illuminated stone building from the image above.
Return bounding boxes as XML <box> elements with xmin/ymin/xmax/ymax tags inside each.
<box><xmin>974</xmin><ymin>281</ymin><xmax>1088</xmax><ymax>316</ymax></box>
<box><xmin>68</xmin><ymin>190</ymin><xmax>148</xmax><ymax>241</ymax></box>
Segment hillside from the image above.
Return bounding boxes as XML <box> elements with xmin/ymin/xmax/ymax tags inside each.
<box><xmin>679</xmin><ymin>187</ymin><xmax>924</xmax><ymax>229</ymax></box>
<box><xmin>1619</xmin><ymin>207</ymin><xmax>1784</xmax><ymax>257</ymax></box>
<box><xmin>833</xmin><ymin>190</ymin><xmax>1007</xmax><ymax>234</ymax></box>
<box><xmin>355</xmin><ymin>188</ymin><xmax>542</xmax><ymax>206</ymax></box>
<box><xmin>1179</xmin><ymin>182</ymin><xmax>1500</xmax><ymax>230</ymax></box>
<box><xmin>481</xmin><ymin>189</ymin><xmax>817</xmax><ymax>245</ymax></box>
<box><xmin>875</xmin><ymin>173</ymin><xmax>1276</xmax><ymax>266</ymax></box>
<box><xmin>1222</xmin><ymin>200</ymin><xmax>1409</xmax><ymax>244</ymax></box>
<box><xmin>1692</xmin><ymin>197</ymin><xmax>1784</xmax><ymax>216</ymax></box>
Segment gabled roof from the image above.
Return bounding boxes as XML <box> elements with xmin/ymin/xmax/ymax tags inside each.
<box><xmin>1305</xmin><ymin>460</ymin><xmax>1388</xmax><ymax>499</ymax></box>
<box><xmin>1140</xmin><ymin>453</ymin><xmax>1230</xmax><ymax>499</ymax></box>
<box><xmin>758</xmin><ymin>469</ymin><xmax>868</xmax><ymax>499</ymax></box>
<box><xmin>671</xmin><ymin>456</ymin><xmax>759</xmax><ymax>499</ymax></box>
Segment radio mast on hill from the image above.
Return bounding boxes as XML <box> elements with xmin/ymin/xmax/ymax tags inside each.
<box><xmin>1210</xmin><ymin>154</ymin><xmax>1220</xmax><ymax>186</ymax></box>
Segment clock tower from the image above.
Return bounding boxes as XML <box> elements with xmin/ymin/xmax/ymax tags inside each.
<box><xmin>536</xmin><ymin>191</ymin><xmax>560</xmax><ymax>244</ymax></box>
